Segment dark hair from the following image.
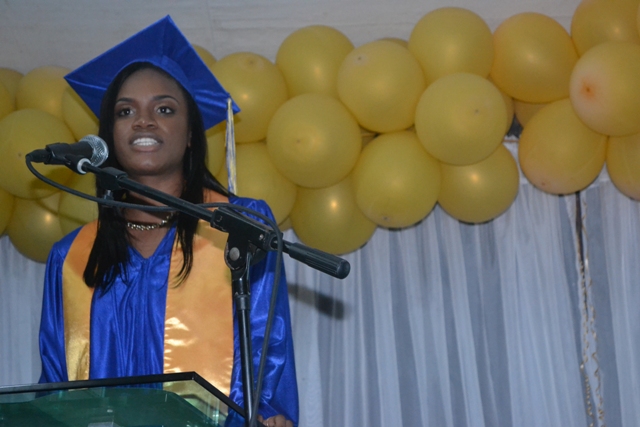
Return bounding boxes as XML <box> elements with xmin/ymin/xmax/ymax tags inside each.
<box><xmin>83</xmin><ymin>62</ymin><xmax>229</xmax><ymax>290</ymax></box>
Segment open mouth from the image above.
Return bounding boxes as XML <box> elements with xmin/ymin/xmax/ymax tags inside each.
<box><xmin>132</xmin><ymin>137</ymin><xmax>160</xmax><ymax>146</ymax></box>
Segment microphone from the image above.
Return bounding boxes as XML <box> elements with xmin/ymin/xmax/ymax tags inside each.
<box><xmin>26</xmin><ymin>135</ymin><xmax>109</xmax><ymax>174</ymax></box>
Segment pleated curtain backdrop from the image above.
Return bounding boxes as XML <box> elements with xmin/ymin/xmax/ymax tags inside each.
<box><xmin>1</xmin><ymin>171</ymin><xmax>639</xmax><ymax>427</ymax></box>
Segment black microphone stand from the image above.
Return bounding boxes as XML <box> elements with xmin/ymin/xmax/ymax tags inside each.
<box><xmin>81</xmin><ymin>164</ymin><xmax>350</xmax><ymax>427</ymax></box>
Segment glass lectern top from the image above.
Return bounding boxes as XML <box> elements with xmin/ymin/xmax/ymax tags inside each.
<box><xmin>0</xmin><ymin>372</ymin><xmax>246</xmax><ymax>427</ymax></box>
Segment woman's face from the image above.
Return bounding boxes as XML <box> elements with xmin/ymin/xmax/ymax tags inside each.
<box><xmin>112</xmin><ymin>67</ymin><xmax>191</xmax><ymax>181</ymax></box>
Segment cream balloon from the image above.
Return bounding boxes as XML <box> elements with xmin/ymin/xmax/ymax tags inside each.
<box><xmin>571</xmin><ymin>0</ymin><xmax>640</xmax><ymax>56</ymax></box>
<box><xmin>519</xmin><ymin>99</ymin><xmax>607</xmax><ymax>194</ymax></box>
<box><xmin>0</xmin><ymin>187</ymin><xmax>14</xmax><ymax>235</ymax></box>
<box><xmin>290</xmin><ymin>176</ymin><xmax>377</xmax><ymax>255</ymax></box>
<box><xmin>58</xmin><ymin>173</ymin><xmax>98</xmax><ymax>235</ymax></box>
<box><xmin>352</xmin><ymin>130</ymin><xmax>441</xmax><ymax>228</ymax></box>
<box><xmin>276</xmin><ymin>25</ymin><xmax>354</xmax><ymax>98</ymax></box>
<box><xmin>438</xmin><ymin>144</ymin><xmax>519</xmax><ymax>223</ymax></box>
<box><xmin>0</xmin><ymin>109</ymin><xmax>74</xmax><ymax>199</ymax></box>
<box><xmin>490</xmin><ymin>13</ymin><xmax>578</xmax><ymax>103</ymax></box>
<box><xmin>16</xmin><ymin>66</ymin><xmax>71</xmax><ymax>120</ymax></box>
<box><xmin>211</xmin><ymin>52</ymin><xmax>288</xmax><ymax>142</ymax></box>
<box><xmin>267</xmin><ymin>93</ymin><xmax>361</xmax><ymax>188</ymax></box>
<box><xmin>7</xmin><ymin>192</ymin><xmax>64</xmax><ymax>263</ymax></box>
<box><xmin>0</xmin><ymin>68</ymin><xmax>23</xmax><ymax>102</ymax></box>
<box><xmin>415</xmin><ymin>73</ymin><xmax>508</xmax><ymax>165</ymax></box>
<box><xmin>607</xmin><ymin>132</ymin><xmax>640</xmax><ymax>200</ymax></box>
<box><xmin>337</xmin><ymin>40</ymin><xmax>426</xmax><ymax>133</ymax></box>
<box><xmin>61</xmin><ymin>87</ymin><xmax>99</xmax><ymax>140</ymax></box>
<box><xmin>570</xmin><ymin>42</ymin><xmax>640</xmax><ymax>136</ymax></box>
<box><xmin>232</xmin><ymin>142</ymin><xmax>297</xmax><ymax>224</ymax></box>
<box><xmin>408</xmin><ymin>7</ymin><xmax>494</xmax><ymax>85</ymax></box>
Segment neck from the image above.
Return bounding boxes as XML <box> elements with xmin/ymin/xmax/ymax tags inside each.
<box><xmin>127</xmin><ymin>172</ymin><xmax>184</xmax><ymax>199</ymax></box>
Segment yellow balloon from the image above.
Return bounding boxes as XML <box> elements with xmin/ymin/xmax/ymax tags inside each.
<box><xmin>360</xmin><ymin>126</ymin><xmax>378</xmax><ymax>147</ymax></box>
<box><xmin>211</xmin><ymin>52</ymin><xmax>288</xmax><ymax>142</ymax></box>
<box><xmin>408</xmin><ymin>7</ymin><xmax>494</xmax><ymax>85</ymax></box>
<box><xmin>379</xmin><ymin>37</ymin><xmax>408</xmax><ymax>48</ymax></box>
<box><xmin>0</xmin><ymin>68</ymin><xmax>23</xmax><ymax>102</ymax></box>
<box><xmin>415</xmin><ymin>73</ymin><xmax>508</xmax><ymax>165</ymax></box>
<box><xmin>438</xmin><ymin>144</ymin><xmax>519</xmax><ymax>223</ymax></box>
<box><xmin>62</xmin><ymin>87</ymin><xmax>99</xmax><ymax>140</ymax></box>
<box><xmin>267</xmin><ymin>93</ymin><xmax>361</xmax><ymax>188</ymax></box>
<box><xmin>290</xmin><ymin>176</ymin><xmax>377</xmax><ymax>255</ymax></box>
<box><xmin>16</xmin><ymin>66</ymin><xmax>71</xmax><ymax>120</ymax></box>
<box><xmin>278</xmin><ymin>216</ymin><xmax>292</xmax><ymax>231</ymax></box>
<box><xmin>491</xmin><ymin>13</ymin><xmax>578</xmax><ymax>103</ymax></box>
<box><xmin>514</xmin><ymin>100</ymin><xmax>548</xmax><ymax>128</ymax></box>
<box><xmin>233</xmin><ymin>142</ymin><xmax>298</xmax><ymax>224</ymax></box>
<box><xmin>276</xmin><ymin>25</ymin><xmax>354</xmax><ymax>98</ymax></box>
<box><xmin>192</xmin><ymin>44</ymin><xmax>217</xmax><ymax>68</ymax></box>
<box><xmin>571</xmin><ymin>0</ymin><xmax>640</xmax><ymax>56</ymax></box>
<box><xmin>0</xmin><ymin>109</ymin><xmax>74</xmax><ymax>199</ymax></box>
<box><xmin>0</xmin><ymin>82</ymin><xmax>13</xmax><ymax>121</ymax></box>
<box><xmin>352</xmin><ymin>130</ymin><xmax>441</xmax><ymax>228</ymax></box>
<box><xmin>497</xmin><ymin>87</ymin><xmax>515</xmax><ymax>135</ymax></box>
<box><xmin>206</xmin><ymin>122</ymin><xmax>226</xmax><ymax>176</ymax></box>
<box><xmin>7</xmin><ymin>193</ymin><xmax>64</xmax><ymax>263</ymax></box>
<box><xmin>0</xmin><ymin>187</ymin><xmax>15</xmax><ymax>235</ymax></box>
<box><xmin>570</xmin><ymin>42</ymin><xmax>640</xmax><ymax>136</ymax></box>
<box><xmin>607</xmin><ymin>132</ymin><xmax>640</xmax><ymax>199</ymax></box>
<box><xmin>337</xmin><ymin>40</ymin><xmax>426</xmax><ymax>133</ymax></box>
<box><xmin>58</xmin><ymin>173</ymin><xmax>98</xmax><ymax>235</ymax></box>
<box><xmin>519</xmin><ymin>99</ymin><xmax>607</xmax><ymax>194</ymax></box>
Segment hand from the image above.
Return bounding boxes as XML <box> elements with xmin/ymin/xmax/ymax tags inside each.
<box><xmin>257</xmin><ymin>414</ymin><xmax>293</xmax><ymax>427</ymax></box>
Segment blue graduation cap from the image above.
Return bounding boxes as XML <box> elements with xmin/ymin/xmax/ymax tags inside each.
<box><xmin>65</xmin><ymin>15</ymin><xmax>239</xmax><ymax>130</ymax></box>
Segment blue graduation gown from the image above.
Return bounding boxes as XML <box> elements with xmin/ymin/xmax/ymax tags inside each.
<box><xmin>38</xmin><ymin>196</ymin><xmax>299</xmax><ymax>425</ymax></box>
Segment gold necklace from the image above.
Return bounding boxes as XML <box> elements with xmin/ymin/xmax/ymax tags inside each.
<box><xmin>126</xmin><ymin>213</ymin><xmax>175</xmax><ymax>231</ymax></box>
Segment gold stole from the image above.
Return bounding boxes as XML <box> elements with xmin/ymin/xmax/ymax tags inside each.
<box><xmin>62</xmin><ymin>200</ymin><xmax>234</xmax><ymax>395</ymax></box>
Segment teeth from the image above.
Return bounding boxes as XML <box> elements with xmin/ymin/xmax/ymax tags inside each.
<box><xmin>132</xmin><ymin>137</ymin><xmax>159</xmax><ymax>146</ymax></box>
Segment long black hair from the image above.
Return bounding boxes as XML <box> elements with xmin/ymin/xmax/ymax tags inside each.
<box><xmin>83</xmin><ymin>62</ymin><xmax>229</xmax><ymax>290</ymax></box>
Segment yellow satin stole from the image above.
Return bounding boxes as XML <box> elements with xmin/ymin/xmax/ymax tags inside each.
<box><xmin>62</xmin><ymin>199</ymin><xmax>234</xmax><ymax>395</ymax></box>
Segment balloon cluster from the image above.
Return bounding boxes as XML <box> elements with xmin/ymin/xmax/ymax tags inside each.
<box><xmin>1</xmin><ymin>1</ymin><xmax>640</xmax><ymax>261</ymax></box>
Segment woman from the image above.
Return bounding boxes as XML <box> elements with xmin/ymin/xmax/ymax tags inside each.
<box><xmin>38</xmin><ymin>17</ymin><xmax>297</xmax><ymax>427</ymax></box>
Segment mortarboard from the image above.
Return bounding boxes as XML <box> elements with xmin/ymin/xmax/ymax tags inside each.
<box><xmin>65</xmin><ymin>15</ymin><xmax>240</xmax><ymax>130</ymax></box>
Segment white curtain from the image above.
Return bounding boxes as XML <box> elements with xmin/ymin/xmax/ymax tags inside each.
<box><xmin>1</xmin><ymin>174</ymin><xmax>638</xmax><ymax>427</ymax></box>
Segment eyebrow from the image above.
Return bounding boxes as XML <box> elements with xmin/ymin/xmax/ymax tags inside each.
<box><xmin>115</xmin><ymin>94</ymin><xmax>181</xmax><ymax>104</ymax></box>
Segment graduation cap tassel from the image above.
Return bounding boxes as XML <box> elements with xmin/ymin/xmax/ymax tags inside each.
<box><xmin>225</xmin><ymin>97</ymin><xmax>237</xmax><ymax>195</ymax></box>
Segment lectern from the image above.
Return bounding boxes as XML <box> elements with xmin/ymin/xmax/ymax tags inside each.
<box><xmin>0</xmin><ymin>372</ymin><xmax>253</xmax><ymax>427</ymax></box>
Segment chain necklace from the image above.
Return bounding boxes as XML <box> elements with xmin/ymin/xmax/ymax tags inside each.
<box><xmin>126</xmin><ymin>213</ymin><xmax>176</xmax><ymax>231</ymax></box>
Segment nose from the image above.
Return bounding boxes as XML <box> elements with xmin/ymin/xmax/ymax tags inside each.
<box><xmin>133</xmin><ymin>111</ymin><xmax>156</xmax><ymax>129</ymax></box>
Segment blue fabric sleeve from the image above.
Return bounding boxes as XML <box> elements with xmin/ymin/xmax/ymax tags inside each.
<box><xmin>227</xmin><ymin>196</ymin><xmax>299</xmax><ymax>426</ymax></box>
<box><xmin>38</xmin><ymin>229</ymin><xmax>81</xmax><ymax>383</ymax></box>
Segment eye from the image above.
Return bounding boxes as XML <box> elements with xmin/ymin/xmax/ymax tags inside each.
<box><xmin>116</xmin><ymin>107</ymin><xmax>133</xmax><ymax>117</ymax></box>
<box><xmin>158</xmin><ymin>106</ymin><xmax>175</xmax><ymax>115</ymax></box>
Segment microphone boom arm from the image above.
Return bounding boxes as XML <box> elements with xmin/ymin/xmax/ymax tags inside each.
<box><xmin>85</xmin><ymin>164</ymin><xmax>350</xmax><ymax>278</ymax></box>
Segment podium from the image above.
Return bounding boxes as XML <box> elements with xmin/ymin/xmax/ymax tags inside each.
<box><xmin>0</xmin><ymin>372</ymin><xmax>252</xmax><ymax>427</ymax></box>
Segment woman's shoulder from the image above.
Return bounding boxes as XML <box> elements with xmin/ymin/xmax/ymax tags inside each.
<box><xmin>229</xmin><ymin>195</ymin><xmax>270</xmax><ymax>212</ymax></box>
<box><xmin>47</xmin><ymin>224</ymin><xmax>88</xmax><ymax>264</ymax></box>
<box><xmin>203</xmin><ymin>188</ymin><xmax>273</xmax><ymax>217</ymax></box>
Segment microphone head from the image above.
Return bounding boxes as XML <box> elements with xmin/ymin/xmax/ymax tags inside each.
<box><xmin>82</xmin><ymin>135</ymin><xmax>109</xmax><ymax>166</ymax></box>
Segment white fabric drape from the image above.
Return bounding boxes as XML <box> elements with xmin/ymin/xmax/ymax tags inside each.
<box><xmin>1</xmin><ymin>175</ymin><xmax>638</xmax><ymax>427</ymax></box>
